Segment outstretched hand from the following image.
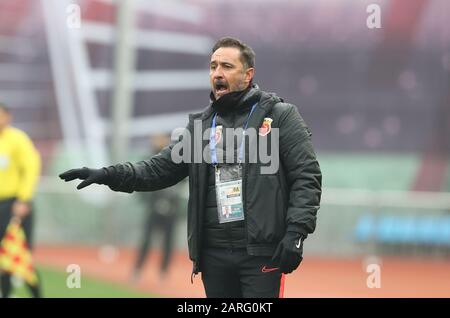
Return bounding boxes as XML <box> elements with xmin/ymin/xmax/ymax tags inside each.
<box><xmin>59</xmin><ymin>167</ymin><xmax>109</xmax><ymax>190</ymax></box>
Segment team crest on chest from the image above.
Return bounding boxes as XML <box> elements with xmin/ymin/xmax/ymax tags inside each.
<box><xmin>215</xmin><ymin>125</ymin><xmax>223</xmax><ymax>144</ymax></box>
<box><xmin>259</xmin><ymin>118</ymin><xmax>273</xmax><ymax>136</ymax></box>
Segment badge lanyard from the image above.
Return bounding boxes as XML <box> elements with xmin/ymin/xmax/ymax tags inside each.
<box><xmin>210</xmin><ymin>103</ymin><xmax>258</xmax><ymax>223</ymax></box>
<box><xmin>209</xmin><ymin>103</ymin><xmax>258</xmax><ymax>167</ymax></box>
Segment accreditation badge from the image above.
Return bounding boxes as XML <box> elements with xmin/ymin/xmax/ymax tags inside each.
<box><xmin>215</xmin><ymin>165</ymin><xmax>245</xmax><ymax>224</ymax></box>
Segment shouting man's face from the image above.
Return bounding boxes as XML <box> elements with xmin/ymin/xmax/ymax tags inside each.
<box><xmin>209</xmin><ymin>47</ymin><xmax>254</xmax><ymax>100</ymax></box>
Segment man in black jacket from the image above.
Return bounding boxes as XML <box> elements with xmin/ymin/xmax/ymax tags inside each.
<box><xmin>60</xmin><ymin>37</ymin><xmax>322</xmax><ymax>298</ymax></box>
<box><xmin>132</xmin><ymin>133</ymin><xmax>184</xmax><ymax>282</ymax></box>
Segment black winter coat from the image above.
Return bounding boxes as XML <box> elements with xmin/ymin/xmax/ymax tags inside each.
<box><xmin>106</xmin><ymin>86</ymin><xmax>322</xmax><ymax>274</ymax></box>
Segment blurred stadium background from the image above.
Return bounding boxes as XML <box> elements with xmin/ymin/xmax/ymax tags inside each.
<box><xmin>0</xmin><ymin>0</ymin><xmax>449</xmax><ymax>297</ymax></box>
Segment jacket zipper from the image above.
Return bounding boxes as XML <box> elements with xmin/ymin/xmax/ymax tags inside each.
<box><xmin>242</xmin><ymin>156</ymin><xmax>250</xmax><ymax>254</ymax></box>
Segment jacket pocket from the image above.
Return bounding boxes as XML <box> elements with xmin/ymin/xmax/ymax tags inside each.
<box><xmin>246</xmin><ymin>175</ymin><xmax>286</xmax><ymax>244</ymax></box>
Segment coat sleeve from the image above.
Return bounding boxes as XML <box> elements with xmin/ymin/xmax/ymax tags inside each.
<box><xmin>105</xmin><ymin>123</ymin><xmax>191</xmax><ymax>193</ymax></box>
<box><xmin>278</xmin><ymin>103</ymin><xmax>322</xmax><ymax>237</ymax></box>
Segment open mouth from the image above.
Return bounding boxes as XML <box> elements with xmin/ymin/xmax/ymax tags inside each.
<box><xmin>214</xmin><ymin>81</ymin><xmax>229</xmax><ymax>96</ymax></box>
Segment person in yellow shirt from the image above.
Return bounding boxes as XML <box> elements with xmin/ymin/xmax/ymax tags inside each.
<box><xmin>0</xmin><ymin>103</ymin><xmax>41</xmax><ymax>298</ymax></box>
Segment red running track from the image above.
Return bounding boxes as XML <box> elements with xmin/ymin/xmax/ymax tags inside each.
<box><xmin>33</xmin><ymin>245</ymin><xmax>450</xmax><ymax>298</ymax></box>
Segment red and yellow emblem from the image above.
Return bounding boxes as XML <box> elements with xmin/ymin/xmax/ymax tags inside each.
<box><xmin>259</xmin><ymin>118</ymin><xmax>273</xmax><ymax>136</ymax></box>
<box><xmin>215</xmin><ymin>125</ymin><xmax>223</xmax><ymax>144</ymax></box>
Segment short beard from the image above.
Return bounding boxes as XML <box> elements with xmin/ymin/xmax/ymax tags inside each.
<box><xmin>236</xmin><ymin>81</ymin><xmax>250</xmax><ymax>92</ymax></box>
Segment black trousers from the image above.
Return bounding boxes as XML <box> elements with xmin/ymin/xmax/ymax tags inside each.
<box><xmin>134</xmin><ymin>212</ymin><xmax>176</xmax><ymax>276</ymax></box>
<box><xmin>0</xmin><ymin>198</ymin><xmax>41</xmax><ymax>298</ymax></box>
<box><xmin>200</xmin><ymin>248</ymin><xmax>284</xmax><ymax>298</ymax></box>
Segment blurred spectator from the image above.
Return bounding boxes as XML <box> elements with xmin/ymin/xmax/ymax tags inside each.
<box><xmin>131</xmin><ymin>134</ymin><xmax>184</xmax><ymax>282</ymax></box>
<box><xmin>0</xmin><ymin>103</ymin><xmax>42</xmax><ymax>298</ymax></box>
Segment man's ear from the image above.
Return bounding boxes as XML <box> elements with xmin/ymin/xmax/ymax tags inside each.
<box><xmin>245</xmin><ymin>67</ymin><xmax>255</xmax><ymax>85</ymax></box>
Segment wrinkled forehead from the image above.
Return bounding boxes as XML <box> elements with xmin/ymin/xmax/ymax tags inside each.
<box><xmin>210</xmin><ymin>47</ymin><xmax>243</xmax><ymax>65</ymax></box>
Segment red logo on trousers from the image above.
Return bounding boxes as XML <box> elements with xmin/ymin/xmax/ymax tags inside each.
<box><xmin>261</xmin><ymin>266</ymin><xmax>279</xmax><ymax>273</ymax></box>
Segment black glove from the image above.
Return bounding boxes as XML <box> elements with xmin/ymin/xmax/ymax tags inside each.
<box><xmin>59</xmin><ymin>167</ymin><xmax>110</xmax><ymax>190</ymax></box>
<box><xmin>272</xmin><ymin>231</ymin><xmax>304</xmax><ymax>274</ymax></box>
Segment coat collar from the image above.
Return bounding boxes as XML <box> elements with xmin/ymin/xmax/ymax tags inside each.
<box><xmin>189</xmin><ymin>84</ymin><xmax>283</xmax><ymax>123</ymax></box>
